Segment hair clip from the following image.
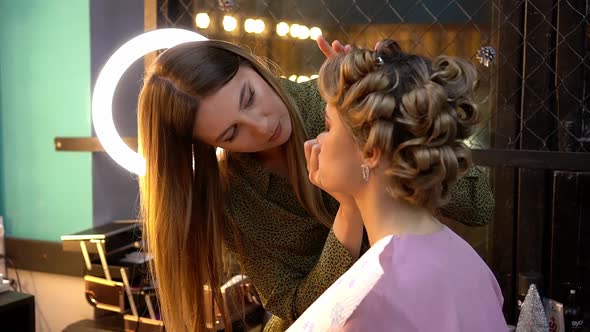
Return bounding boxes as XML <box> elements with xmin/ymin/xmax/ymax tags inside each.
<box><xmin>218</xmin><ymin>0</ymin><xmax>237</xmax><ymax>12</ymax></box>
<box><xmin>375</xmin><ymin>56</ymin><xmax>385</xmax><ymax>66</ymax></box>
<box><xmin>476</xmin><ymin>46</ymin><xmax>496</xmax><ymax>67</ymax></box>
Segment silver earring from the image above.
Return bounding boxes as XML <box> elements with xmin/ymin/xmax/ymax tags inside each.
<box><xmin>361</xmin><ymin>164</ymin><xmax>370</xmax><ymax>182</ymax></box>
<box><xmin>375</xmin><ymin>56</ymin><xmax>384</xmax><ymax>66</ymax></box>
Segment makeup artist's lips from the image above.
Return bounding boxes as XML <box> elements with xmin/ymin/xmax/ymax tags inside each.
<box><xmin>268</xmin><ymin>121</ymin><xmax>282</xmax><ymax>142</ymax></box>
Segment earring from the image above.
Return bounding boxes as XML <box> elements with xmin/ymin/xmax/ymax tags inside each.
<box><xmin>361</xmin><ymin>164</ymin><xmax>370</xmax><ymax>182</ymax></box>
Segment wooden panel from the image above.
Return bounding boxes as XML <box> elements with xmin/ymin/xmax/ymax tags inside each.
<box><xmin>54</xmin><ymin>137</ymin><xmax>138</xmax><ymax>152</ymax></box>
<box><xmin>489</xmin><ymin>0</ymin><xmax>525</xmax><ymax>323</ymax></box>
<box><xmin>472</xmin><ymin>149</ymin><xmax>590</xmax><ymax>171</ymax></box>
<box><xmin>555</xmin><ymin>0</ymin><xmax>589</xmax><ymax>152</ymax></box>
<box><xmin>549</xmin><ymin>172</ymin><xmax>590</xmax><ymax>308</ymax></box>
<box><xmin>514</xmin><ymin>0</ymin><xmax>559</xmax><ymax>310</ymax></box>
<box><xmin>579</xmin><ymin>174</ymin><xmax>590</xmax><ymax>310</ymax></box>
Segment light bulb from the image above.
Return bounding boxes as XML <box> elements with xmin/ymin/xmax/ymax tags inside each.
<box><xmin>310</xmin><ymin>27</ymin><xmax>322</xmax><ymax>40</ymax></box>
<box><xmin>298</xmin><ymin>26</ymin><xmax>310</xmax><ymax>40</ymax></box>
<box><xmin>244</xmin><ymin>18</ymin><xmax>256</xmax><ymax>33</ymax></box>
<box><xmin>296</xmin><ymin>75</ymin><xmax>310</xmax><ymax>83</ymax></box>
<box><xmin>289</xmin><ymin>24</ymin><xmax>300</xmax><ymax>38</ymax></box>
<box><xmin>255</xmin><ymin>19</ymin><xmax>265</xmax><ymax>34</ymax></box>
<box><xmin>223</xmin><ymin>15</ymin><xmax>237</xmax><ymax>32</ymax></box>
<box><xmin>276</xmin><ymin>22</ymin><xmax>289</xmax><ymax>36</ymax></box>
<box><xmin>195</xmin><ymin>13</ymin><xmax>210</xmax><ymax>29</ymax></box>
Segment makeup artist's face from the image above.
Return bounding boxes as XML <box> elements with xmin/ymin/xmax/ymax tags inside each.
<box><xmin>193</xmin><ymin>66</ymin><xmax>292</xmax><ymax>152</ymax></box>
<box><xmin>315</xmin><ymin>103</ymin><xmax>365</xmax><ymax>194</ymax></box>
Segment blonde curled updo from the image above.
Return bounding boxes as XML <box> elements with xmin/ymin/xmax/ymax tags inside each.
<box><xmin>318</xmin><ymin>40</ymin><xmax>480</xmax><ymax>210</ymax></box>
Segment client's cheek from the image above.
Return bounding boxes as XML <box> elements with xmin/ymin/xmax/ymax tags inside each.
<box><xmin>320</xmin><ymin>155</ymin><xmax>337</xmax><ymax>181</ymax></box>
<box><xmin>318</xmin><ymin>151</ymin><xmax>328</xmax><ymax>163</ymax></box>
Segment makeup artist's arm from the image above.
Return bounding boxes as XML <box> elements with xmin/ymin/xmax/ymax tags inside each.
<box><xmin>305</xmin><ymin>138</ymin><xmax>364</xmax><ymax>260</ymax></box>
<box><xmin>332</xmin><ymin>202</ymin><xmax>364</xmax><ymax>259</ymax></box>
<box><xmin>238</xmin><ymin>79</ymin><xmax>365</xmax><ymax>327</ymax></box>
<box><xmin>441</xmin><ymin>166</ymin><xmax>495</xmax><ymax>227</ymax></box>
<box><xmin>281</xmin><ymin>77</ymin><xmax>366</xmax><ymax>260</ymax></box>
<box><xmin>248</xmin><ymin>222</ymin><xmax>363</xmax><ymax>328</ymax></box>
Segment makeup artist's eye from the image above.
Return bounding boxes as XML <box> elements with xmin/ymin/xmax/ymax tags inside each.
<box><xmin>225</xmin><ymin>125</ymin><xmax>239</xmax><ymax>142</ymax></box>
<box><xmin>245</xmin><ymin>87</ymin><xmax>255</xmax><ymax>107</ymax></box>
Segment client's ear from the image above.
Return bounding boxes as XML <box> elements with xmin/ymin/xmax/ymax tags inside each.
<box><xmin>363</xmin><ymin>148</ymin><xmax>381</xmax><ymax>170</ymax></box>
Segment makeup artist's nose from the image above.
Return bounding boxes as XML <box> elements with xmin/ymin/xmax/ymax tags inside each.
<box><xmin>241</xmin><ymin>113</ymin><xmax>272</xmax><ymax>138</ymax></box>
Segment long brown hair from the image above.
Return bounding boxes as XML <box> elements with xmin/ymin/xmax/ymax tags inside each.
<box><xmin>138</xmin><ymin>40</ymin><xmax>332</xmax><ymax>331</ymax></box>
<box><xmin>319</xmin><ymin>41</ymin><xmax>480</xmax><ymax>210</ymax></box>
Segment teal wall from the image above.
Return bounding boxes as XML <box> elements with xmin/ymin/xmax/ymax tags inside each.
<box><xmin>0</xmin><ymin>1</ymin><xmax>93</xmax><ymax>241</ymax></box>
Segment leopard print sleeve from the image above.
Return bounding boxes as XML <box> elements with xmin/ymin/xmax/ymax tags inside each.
<box><xmin>260</xmin><ymin>228</ymin><xmax>355</xmax><ymax>331</ymax></box>
<box><xmin>441</xmin><ymin>166</ymin><xmax>495</xmax><ymax>227</ymax></box>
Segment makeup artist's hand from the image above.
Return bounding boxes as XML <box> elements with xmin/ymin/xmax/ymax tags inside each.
<box><xmin>305</xmin><ymin>138</ymin><xmax>364</xmax><ymax>258</ymax></box>
<box><xmin>317</xmin><ymin>36</ymin><xmax>384</xmax><ymax>59</ymax></box>
<box><xmin>304</xmin><ymin>138</ymin><xmax>322</xmax><ymax>187</ymax></box>
<box><xmin>304</xmin><ymin>138</ymin><xmax>356</xmax><ymax>209</ymax></box>
<box><xmin>316</xmin><ymin>35</ymin><xmax>352</xmax><ymax>58</ymax></box>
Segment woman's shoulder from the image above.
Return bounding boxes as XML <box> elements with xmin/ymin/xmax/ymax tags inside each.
<box><xmin>383</xmin><ymin>227</ymin><xmax>500</xmax><ymax>298</ymax></box>
<box><xmin>353</xmin><ymin>229</ymin><xmax>504</xmax><ymax>329</ymax></box>
<box><xmin>367</xmin><ymin>227</ymin><xmax>495</xmax><ymax>290</ymax></box>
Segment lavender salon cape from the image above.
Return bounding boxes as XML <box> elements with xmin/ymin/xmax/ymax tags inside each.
<box><xmin>287</xmin><ymin>225</ymin><xmax>508</xmax><ymax>332</ymax></box>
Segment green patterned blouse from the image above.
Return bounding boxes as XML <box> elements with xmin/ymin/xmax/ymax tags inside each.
<box><xmin>222</xmin><ymin>79</ymin><xmax>495</xmax><ymax>331</ymax></box>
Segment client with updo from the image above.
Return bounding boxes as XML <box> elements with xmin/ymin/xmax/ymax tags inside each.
<box><xmin>292</xmin><ymin>40</ymin><xmax>507</xmax><ymax>331</ymax></box>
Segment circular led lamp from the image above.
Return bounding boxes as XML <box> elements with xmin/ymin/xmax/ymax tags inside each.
<box><xmin>92</xmin><ymin>28</ymin><xmax>208</xmax><ymax>176</ymax></box>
